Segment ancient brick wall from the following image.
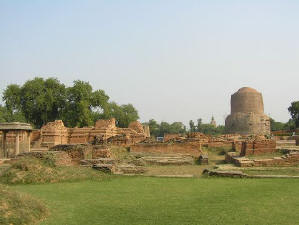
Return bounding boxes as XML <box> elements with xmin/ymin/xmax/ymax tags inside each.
<box><xmin>128</xmin><ymin>121</ymin><xmax>145</xmax><ymax>134</ymax></box>
<box><xmin>41</xmin><ymin>120</ymin><xmax>69</xmax><ymax>148</ymax></box>
<box><xmin>95</xmin><ymin>118</ymin><xmax>116</xmax><ymax>129</ymax></box>
<box><xmin>31</xmin><ymin>130</ymin><xmax>41</xmax><ymax>142</ymax></box>
<box><xmin>240</xmin><ymin>138</ymin><xmax>276</xmax><ymax>156</ymax></box>
<box><xmin>38</xmin><ymin>119</ymin><xmax>148</xmax><ymax>148</ymax></box>
<box><xmin>92</xmin><ymin>146</ymin><xmax>111</xmax><ymax>158</ymax></box>
<box><xmin>68</xmin><ymin>127</ymin><xmax>93</xmax><ymax>144</ymax></box>
<box><xmin>130</xmin><ymin>142</ymin><xmax>202</xmax><ymax>157</ymax></box>
<box><xmin>164</xmin><ymin>134</ymin><xmax>182</xmax><ymax>142</ymax></box>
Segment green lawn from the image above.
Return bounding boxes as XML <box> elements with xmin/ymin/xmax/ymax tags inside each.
<box><xmin>12</xmin><ymin>176</ymin><xmax>299</xmax><ymax>225</ymax></box>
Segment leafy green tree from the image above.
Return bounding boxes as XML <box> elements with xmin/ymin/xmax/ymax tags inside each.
<box><xmin>144</xmin><ymin>120</ymin><xmax>187</xmax><ymax>137</ymax></box>
<box><xmin>270</xmin><ymin>118</ymin><xmax>286</xmax><ymax>131</ymax></box>
<box><xmin>169</xmin><ymin>122</ymin><xmax>186</xmax><ymax>134</ymax></box>
<box><xmin>0</xmin><ymin>105</ymin><xmax>26</xmax><ymax>123</ymax></box>
<box><xmin>159</xmin><ymin>122</ymin><xmax>171</xmax><ymax>137</ymax></box>
<box><xmin>2</xmin><ymin>84</ymin><xmax>22</xmax><ymax>113</ymax></box>
<box><xmin>189</xmin><ymin>120</ymin><xmax>196</xmax><ymax>132</ymax></box>
<box><xmin>284</xmin><ymin>119</ymin><xmax>296</xmax><ymax>131</ymax></box>
<box><xmin>3</xmin><ymin>78</ymin><xmax>66</xmax><ymax>128</ymax></box>
<box><xmin>144</xmin><ymin>119</ymin><xmax>160</xmax><ymax>137</ymax></box>
<box><xmin>288</xmin><ymin>101</ymin><xmax>299</xmax><ymax>128</ymax></box>
<box><xmin>196</xmin><ymin>118</ymin><xmax>203</xmax><ymax>132</ymax></box>
<box><xmin>63</xmin><ymin>80</ymin><xmax>110</xmax><ymax>127</ymax></box>
<box><xmin>1</xmin><ymin>84</ymin><xmax>26</xmax><ymax>123</ymax></box>
<box><xmin>119</xmin><ymin>104</ymin><xmax>139</xmax><ymax>127</ymax></box>
<box><xmin>1</xmin><ymin>77</ymin><xmax>139</xmax><ymax>128</ymax></box>
<box><xmin>109</xmin><ymin>103</ymin><xmax>139</xmax><ymax>128</ymax></box>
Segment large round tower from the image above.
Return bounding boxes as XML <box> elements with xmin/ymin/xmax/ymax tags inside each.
<box><xmin>225</xmin><ymin>87</ymin><xmax>270</xmax><ymax>135</ymax></box>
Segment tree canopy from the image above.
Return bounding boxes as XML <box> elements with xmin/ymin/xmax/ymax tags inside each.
<box><xmin>1</xmin><ymin>77</ymin><xmax>139</xmax><ymax>128</ymax></box>
<box><xmin>288</xmin><ymin>101</ymin><xmax>299</xmax><ymax>128</ymax></box>
<box><xmin>144</xmin><ymin>119</ymin><xmax>186</xmax><ymax>137</ymax></box>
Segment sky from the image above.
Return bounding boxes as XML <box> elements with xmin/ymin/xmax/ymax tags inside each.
<box><xmin>0</xmin><ymin>0</ymin><xmax>299</xmax><ymax>126</ymax></box>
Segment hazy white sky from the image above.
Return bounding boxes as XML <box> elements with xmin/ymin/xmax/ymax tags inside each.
<box><xmin>0</xmin><ymin>0</ymin><xmax>298</xmax><ymax>125</ymax></box>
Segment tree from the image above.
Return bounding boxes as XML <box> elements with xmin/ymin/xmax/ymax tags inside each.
<box><xmin>3</xmin><ymin>78</ymin><xmax>66</xmax><ymax>128</ymax></box>
<box><xmin>63</xmin><ymin>80</ymin><xmax>110</xmax><ymax>127</ymax></box>
<box><xmin>1</xmin><ymin>77</ymin><xmax>139</xmax><ymax>128</ymax></box>
<box><xmin>169</xmin><ymin>122</ymin><xmax>186</xmax><ymax>134</ymax></box>
<box><xmin>0</xmin><ymin>105</ymin><xmax>26</xmax><ymax>123</ymax></box>
<box><xmin>144</xmin><ymin>120</ymin><xmax>187</xmax><ymax>137</ymax></box>
<box><xmin>2</xmin><ymin>84</ymin><xmax>22</xmax><ymax>113</ymax></box>
<box><xmin>288</xmin><ymin>101</ymin><xmax>299</xmax><ymax>128</ymax></box>
<box><xmin>159</xmin><ymin>122</ymin><xmax>171</xmax><ymax>137</ymax></box>
<box><xmin>189</xmin><ymin>120</ymin><xmax>196</xmax><ymax>132</ymax></box>
<box><xmin>109</xmin><ymin>103</ymin><xmax>139</xmax><ymax>128</ymax></box>
<box><xmin>144</xmin><ymin>119</ymin><xmax>160</xmax><ymax>137</ymax></box>
<box><xmin>196</xmin><ymin>118</ymin><xmax>203</xmax><ymax>132</ymax></box>
<box><xmin>270</xmin><ymin>118</ymin><xmax>286</xmax><ymax>131</ymax></box>
<box><xmin>284</xmin><ymin>119</ymin><xmax>296</xmax><ymax>131</ymax></box>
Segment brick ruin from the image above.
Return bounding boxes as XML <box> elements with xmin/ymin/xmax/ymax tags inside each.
<box><xmin>240</xmin><ymin>136</ymin><xmax>277</xmax><ymax>156</ymax></box>
<box><xmin>130</xmin><ymin>132</ymin><xmax>244</xmax><ymax>157</ymax></box>
<box><xmin>36</xmin><ymin>119</ymin><xmax>150</xmax><ymax>149</ymax></box>
<box><xmin>226</xmin><ymin>151</ymin><xmax>299</xmax><ymax>167</ymax></box>
<box><xmin>225</xmin><ymin>135</ymin><xmax>299</xmax><ymax>167</ymax></box>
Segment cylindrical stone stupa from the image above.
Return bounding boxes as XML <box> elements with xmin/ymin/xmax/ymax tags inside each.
<box><xmin>225</xmin><ymin>87</ymin><xmax>270</xmax><ymax>135</ymax></box>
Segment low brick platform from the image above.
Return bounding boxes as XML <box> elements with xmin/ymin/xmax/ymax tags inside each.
<box><xmin>226</xmin><ymin>151</ymin><xmax>299</xmax><ymax>167</ymax></box>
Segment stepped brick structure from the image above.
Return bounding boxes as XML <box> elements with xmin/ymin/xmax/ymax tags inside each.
<box><xmin>225</xmin><ymin>87</ymin><xmax>270</xmax><ymax>135</ymax></box>
<box><xmin>240</xmin><ymin>136</ymin><xmax>277</xmax><ymax>156</ymax></box>
<box><xmin>38</xmin><ymin>119</ymin><xmax>148</xmax><ymax>148</ymax></box>
<box><xmin>41</xmin><ymin>120</ymin><xmax>69</xmax><ymax>147</ymax></box>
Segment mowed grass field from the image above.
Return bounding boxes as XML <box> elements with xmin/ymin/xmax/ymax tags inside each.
<box><xmin>12</xmin><ymin>176</ymin><xmax>299</xmax><ymax>225</ymax></box>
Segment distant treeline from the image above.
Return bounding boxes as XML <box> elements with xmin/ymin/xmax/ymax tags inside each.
<box><xmin>0</xmin><ymin>77</ymin><xmax>139</xmax><ymax>128</ymax></box>
<box><xmin>143</xmin><ymin>119</ymin><xmax>225</xmax><ymax>137</ymax></box>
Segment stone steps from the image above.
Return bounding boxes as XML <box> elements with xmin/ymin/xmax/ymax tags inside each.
<box><xmin>114</xmin><ymin>164</ymin><xmax>146</xmax><ymax>174</ymax></box>
<box><xmin>81</xmin><ymin>158</ymin><xmax>146</xmax><ymax>175</ymax></box>
<box><xmin>141</xmin><ymin>155</ymin><xmax>194</xmax><ymax>166</ymax></box>
<box><xmin>31</xmin><ymin>148</ymin><xmax>48</xmax><ymax>152</ymax></box>
<box><xmin>80</xmin><ymin>158</ymin><xmax>116</xmax><ymax>166</ymax></box>
<box><xmin>92</xmin><ymin>163</ymin><xmax>146</xmax><ymax>175</ymax></box>
<box><xmin>276</xmin><ymin>140</ymin><xmax>297</xmax><ymax>147</ymax></box>
<box><xmin>92</xmin><ymin>164</ymin><xmax>114</xmax><ymax>173</ymax></box>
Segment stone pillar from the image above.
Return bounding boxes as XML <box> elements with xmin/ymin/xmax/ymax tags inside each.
<box><xmin>2</xmin><ymin>131</ymin><xmax>7</xmax><ymax>158</ymax></box>
<box><xmin>15</xmin><ymin>131</ymin><xmax>20</xmax><ymax>156</ymax></box>
<box><xmin>27</xmin><ymin>131</ymin><xmax>31</xmax><ymax>152</ymax></box>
